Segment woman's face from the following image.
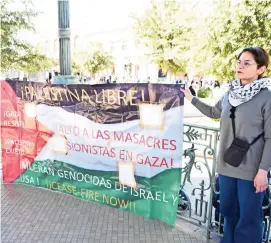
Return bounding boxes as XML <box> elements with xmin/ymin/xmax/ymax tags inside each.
<box><xmin>236</xmin><ymin>51</ymin><xmax>266</xmax><ymax>83</ymax></box>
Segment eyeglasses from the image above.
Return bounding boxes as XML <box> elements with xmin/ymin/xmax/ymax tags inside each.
<box><xmin>236</xmin><ymin>60</ymin><xmax>258</xmax><ymax>69</ymax></box>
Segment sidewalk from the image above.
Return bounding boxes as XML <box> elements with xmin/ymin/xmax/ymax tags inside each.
<box><xmin>1</xmin><ymin>184</ymin><xmax>217</xmax><ymax>243</ymax></box>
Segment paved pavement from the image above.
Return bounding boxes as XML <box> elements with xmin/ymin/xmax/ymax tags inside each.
<box><xmin>1</xmin><ymin>184</ymin><xmax>218</xmax><ymax>243</ymax></box>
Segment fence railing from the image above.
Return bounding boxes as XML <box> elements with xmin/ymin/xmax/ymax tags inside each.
<box><xmin>178</xmin><ymin>123</ymin><xmax>271</xmax><ymax>242</ymax></box>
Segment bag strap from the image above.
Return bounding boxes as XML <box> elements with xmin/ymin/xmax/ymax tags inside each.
<box><xmin>229</xmin><ymin>106</ymin><xmax>236</xmax><ymax>138</ymax></box>
<box><xmin>250</xmin><ymin>132</ymin><xmax>264</xmax><ymax>146</ymax></box>
<box><xmin>230</xmin><ymin>105</ymin><xmax>264</xmax><ymax>145</ymax></box>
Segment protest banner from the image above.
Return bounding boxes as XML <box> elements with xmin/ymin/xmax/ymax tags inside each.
<box><xmin>1</xmin><ymin>80</ymin><xmax>184</xmax><ymax>226</ymax></box>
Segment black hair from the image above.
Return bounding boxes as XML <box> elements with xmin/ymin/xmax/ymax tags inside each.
<box><xmin>238</xmin><ymin>47</ymin><xmax>269</xmax><ymax>78</ymax></box>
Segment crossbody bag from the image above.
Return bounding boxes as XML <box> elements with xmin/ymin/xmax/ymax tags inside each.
<box><xmin>223</xmin><ymin>106</ymin><xmax>264</xmax><ymax>167</ymax></box>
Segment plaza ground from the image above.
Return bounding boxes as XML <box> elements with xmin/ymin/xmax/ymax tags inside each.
<box><xmin>1</xmin><ymin>184</ymin><xmax>218</xmax><ymax>243</ymax></box>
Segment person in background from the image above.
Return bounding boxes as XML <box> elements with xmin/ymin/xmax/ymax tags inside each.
<box><xmin>183</xmin><ymin>73</ymin><xmax>189</xmax><ymax>86</ymax></box>
<box><xmin>23</xmin><ymin>75</ymin><xmax>27</xmax><ymax>82</ymax></box>
<box><xmin>214</xmin><ymin>80</ymin><xmax>221</xmax><ymax>88</ymax></box>
<box><xmin>199</xmin><ymin>77</ymin><xmax>203</xmax><ymax>88</ymax></box>
<box><xmin>181</xmin><ymin>46</ymin><xmax>271</xmax><ymax>243</ymax></box>
<box><xmin>189</xmin><ymin>81</ymin><xmax>197</xmax><ymax>96</ymax></box>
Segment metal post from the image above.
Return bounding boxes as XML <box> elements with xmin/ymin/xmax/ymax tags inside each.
<box><xmin>206</xmin><ymin>130</ymin><xmax>220</xmax><ymax>239</ymax></box>
<box><xmin>58</xmin><ymin>0</ymin><xmax>71</xmax><ymax>76</ymax></box>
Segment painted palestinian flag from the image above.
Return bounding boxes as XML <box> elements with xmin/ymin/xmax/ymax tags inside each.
<box><xmin>1</xmin><ymin>80</ymin><xmax>184</xmax><ymax>226</ymax></box>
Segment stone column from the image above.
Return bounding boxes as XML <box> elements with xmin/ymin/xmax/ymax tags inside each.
<box><xmin>58</xmin><ymin>0</ymin><xmax>71</xmax><ymax>76</ymax></box>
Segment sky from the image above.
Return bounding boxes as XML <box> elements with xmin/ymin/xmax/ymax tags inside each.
<box><xmin>19</xmin><ymin>0</ymin><xmax>152</xmax><ymax>43</ymax></box>
<box><xmin>15</xmin><ymin>0</ymin><xmax>214</xmax><ymax>44</ymax></box>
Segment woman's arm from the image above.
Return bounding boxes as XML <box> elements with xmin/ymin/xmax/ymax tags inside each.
<box><xmin>191</xmin><ymin>97</ymin><xmax>223</xmax><ymax>119</ymax></box>
<box><xmin>254</xmin><ymin>97</ymin><xmax>271</xmax><ymax>193</ymax></box>
<box><xmin>181</xmin><ymin>88</ymin><xmax>224</xmax><ymax>119</ymax></box>
<box><xmin>258</xmin><ymin>100</ymin><xmax>271</xmax><ymax>172</ymax></box>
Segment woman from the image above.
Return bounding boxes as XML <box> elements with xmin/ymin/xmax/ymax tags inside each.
<box><xmin>181</xmin><ymin>47</ymin><xmax>271</xmax><ymax>243</ymax></box>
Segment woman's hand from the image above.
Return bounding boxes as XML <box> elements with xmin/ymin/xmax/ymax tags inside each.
<box><xmin>254</xmin><ymin>169</ymin><xmax>269</xmax><ymax>193</ymax></box>
<box><xmin>180</xmin><ymin>88</ymin><xmax>193</xmax><ymax>102</ymax></box>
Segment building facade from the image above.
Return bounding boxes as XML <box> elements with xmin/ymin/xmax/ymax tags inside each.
<box><xmin>38</xmin><ymin>27</ymin><xmax>163</xmax><ymax>83</ymax></box>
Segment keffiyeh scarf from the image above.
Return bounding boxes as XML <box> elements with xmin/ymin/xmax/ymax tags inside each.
<box><xmin>228</xmin><ymin>77</ymin><xmax>271</xmax><ymax>107</ymax></box>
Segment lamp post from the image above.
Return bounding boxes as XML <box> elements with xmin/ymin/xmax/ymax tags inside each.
<box><xmin>53</xmin><ymin>0</ymin><xmax>78</xmax><ymax>84</ymax></box>
<box><xmin>58</xmin><ymin>0</ymin><xmax>71</xmax><ymax>76</ymax></box>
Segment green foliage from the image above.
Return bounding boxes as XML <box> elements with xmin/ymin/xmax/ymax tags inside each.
<box><xmin>72</xmin><ymin>61</ymin><xmax>80</xmax><ymax>73</ymax></box>
<box><xmin>19</xmin><ymin>49</ymin><xmax>56</xmax><ymax>74</ymax></box>
<box><xmin>132</xmin><ymin>0</ymin><xmax>193</xmax><ymax>74</ymax></box>
<box><xmin>205</xmin><ymin>0</ymin><xmax>271</xmax><ymax>80</ymax></box>
<box><xmin>84</xmin><ymin>48</ymin><xmax>114</xmax><ymax>76</ymax></box>
<box><xmin>72</xmin><ymin>51</ymin><xmax>89</xmax><ymax>74</ymax></box>
<box><xmin>1</xmin><ymin>0</ymin><xmax>53</xmax><ymax>73</ymax></box>
<box><xmin>132</xmin><ymin>0</ymin><xmax>271</xmax><ymax>80</ymax></box>
<box><xmin>197</xmin><ymin>87</ymin><xmax>212</xmax><ymax>98</ymax></box>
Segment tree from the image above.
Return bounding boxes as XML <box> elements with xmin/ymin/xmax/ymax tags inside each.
<box><xmin>72</xmin><ymin>51</ymin><xmax>89</xmax><ymax>75</ymax></box>
<box><xmin>0</xmin><ymin>0</ymin><xmax>52</xmax><ymax>73</ymax></box>
<box><xmin>72</xmin><ymin>61</ymin><xmax>80</xmax><ymax>73</ymax></box>
<box><xmin>84</xmin><ymin>45</ymin><xmax>114</xmax><ymax>77</ymax></box>
<box><xmin>205</xmin><ymin>0</ymin><xmax>271</xmax><ymax>81</ymax></box>
<box><xmin>132</xmin><ymin>0</ymin><xmax>194</xmax><ymax>75</ymax></box>
<box><xmin>20</xmin><ymin>49</ymin><xmax>56</xmax><ymax>74</ymax></box>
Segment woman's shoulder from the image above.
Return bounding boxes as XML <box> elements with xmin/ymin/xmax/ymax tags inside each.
<box><xmin>258</xmin><ymin>88</ymin><xmax>271</xmax><ymax>110</ymax></box>
<box><xmin>259</xmin><ymin>87</ymin><xmax>271</xmax><ymax>99</ymax></box>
